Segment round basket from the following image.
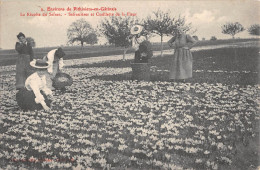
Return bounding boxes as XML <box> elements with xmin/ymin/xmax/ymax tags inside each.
<box><xmin>131</xmin><ymin>62</ymin><xmax>151</xmax><ymax>81</ymax></box>
<box><xmin>53</xmin><ymin>72</ymin><xmax>73</xmax><ymax>89</ymax></box>
<box><xmin>16</xmin><ymin>88</ymin><xmax>51</xmax><ymax>111</ymax></box>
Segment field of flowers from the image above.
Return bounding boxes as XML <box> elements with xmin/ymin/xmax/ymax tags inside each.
<box><xmin>0</xmin><ymin>46</ymin><xmax>259</xmax><ymax>169</ymax></box>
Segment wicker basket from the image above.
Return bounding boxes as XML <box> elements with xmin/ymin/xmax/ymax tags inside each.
<box><xmin>131</xmin><ymin>62</ymin><xmax>151</xmax><ymax>81</ymax></box>
<box><xmin>53</xmin><ymin>72</ymin><xmax>73</xmax><ymax>89</ymax></box>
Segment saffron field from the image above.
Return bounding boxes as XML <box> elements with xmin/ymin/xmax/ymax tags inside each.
<box><xmin>0</xmin><ymin>46</ymin><xmax>259</xmax><ymax>169</ymax></box>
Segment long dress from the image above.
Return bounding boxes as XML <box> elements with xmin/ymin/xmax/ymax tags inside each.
<box><xmin>15</xmin><ymin>42</ymin><xmax>34</xmax><ymax>89</ymax></box>
<box><xmin>168</xmin><ymin>34</ymin><xmax>197</xmax><ymax>80</ymax></box>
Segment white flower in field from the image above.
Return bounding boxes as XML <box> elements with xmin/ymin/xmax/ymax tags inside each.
<box><xmin>185</xmin><ymin>147</ymin><xmax>199</xmax><ymax>153</ymax></box>
<box><xmin>212</xmin><ymin>163</ymin><xmax>218</xmax><ymax>170</ymax></box>
<box><xmin>217</xmin><ymin>143</ymin><xmax>225</xmax><ymax>150</ymax></box>
<box><xmin>153</xmin><ymin>159</ymin><xmax>163</xmax><ymax>167</ymax></box>
<box><xmin>90</xmin><ymin>149</ymin><xmax>99</xmax><ymax>155</ymax></box>
<box><xmin>165</xmin><ymin>153</ymin><xmax>171</xmax><ymax>160</ymax></box>
<box><xmin>130</xmin><ymin>156</ymin><xmax>137</xmax><ymax>161</ymax></box>
<box><xmin>150</xmin><ymin>135</ymin><xmax>158</xmax><ymax>141</ymax></box>
<box><xmin>228</xmin><ymin>145</ymin><xmax>233</xmax><ymax>150</ymax></box>
<box><xmin>195</xmin><ymin>159</ymin><xmax>203</xmax><ymax>163</ymax></box>
<box><xmin>204</xmin><ymin>150</ymin><xmax>210</xmax><ymax>154</ymax></box>
<box><xmin>118</xmin><ymin>144</ymin><xmax>128</xmax><ymax>151</ymax></box>
<box><xmin>118</xmin><ymin>138</ymin><xmax>125</xmax><ymax>144</ymax></box>
<box><xmin>217</xmin><ymin>135</ymin><xmax>222</xmax><ymax>139</ymax></box>
<box><xmin>73</xmin><ymin>164</ymin><xmax>83</xmax><ymax>170</ymax></box>
<box><xmin>174</xmin><ymin>145</ymin><xmax>183</xmax><ymax>150</ymax></box>
<box><xmin>206</xmin><ymin>161</ymin><xmax>212</xmax><ymax>167</ymax></box>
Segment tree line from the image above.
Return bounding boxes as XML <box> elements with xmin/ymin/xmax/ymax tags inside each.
<box><xmin>27</xmin><ymin>9</ymin><xmax>260</xmax><ymax>58</ymax></box>
<box><xmin>67</xmin><ymin>9</ymin><xmax>259</xmax><ymax>56</ymax></box>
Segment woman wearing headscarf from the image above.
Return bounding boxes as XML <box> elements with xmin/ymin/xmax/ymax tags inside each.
<box><xmin>15</xmin><ymin>32</ymin><xmax>35</xmax><ymax>89</ymax></box>
<box><xmin>167</xmin><ymin>28</ymin><xmax>197</xmax><ymax>82</ymax></box>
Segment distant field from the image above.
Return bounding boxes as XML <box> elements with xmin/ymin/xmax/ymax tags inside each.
<box><xmin>0</xmin><ymin>38</ymin><xmax>259</xmax><ymax>66</ymax></box>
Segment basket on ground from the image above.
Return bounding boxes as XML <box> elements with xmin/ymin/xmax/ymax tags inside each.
<box><xmin>131</xmin><ymin>62</ymin><xmax>151</xmax><ymax>81</ymax></box>
<box><xmin>53</xmin><ymin>72</ymin><xmax>73</xmax><ymax>89</ymax></box>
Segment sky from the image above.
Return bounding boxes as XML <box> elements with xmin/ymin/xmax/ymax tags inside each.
<box><xmin>0</xmin><ymin>0</ymin><xmax>259</xmax><ymax>49</ymax></box>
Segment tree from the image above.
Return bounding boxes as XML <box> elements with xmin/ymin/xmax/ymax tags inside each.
<box><xmin>144</xmin><ymin>9</ymin><xmax>193</xmax><ymax>57</ymax></box>
<box><xmin>99</xmin><ymin>16</ymin><xmax>138</xmax><ymax>60</ymax></box>
<box><xmin>210</xmin><ymin>36</ymin><xmax>217</xmax><ymax>41</ymax></box>
<box><xmin>84</xmin><ymin>33</ymin><xmax>98</xmax><ymax>45</ymax></box>
<box><xmin>221</xmin><ymin>22</ymin><xmax>245</xmax><ymax>39</ymax></box>
<box><xmin>248</xmin><ymin>24</ymin><xmax>260</xmax><ymax>36</ymax></box>
<box><xmin>67</xmin><ymin>18</ymin><xmax>94</xmax><ymax>48</ymax></box>
<box><xmin>26</xmin><ymin>37</ymin><xmax>36</xmax><ymax>47</ymax></box>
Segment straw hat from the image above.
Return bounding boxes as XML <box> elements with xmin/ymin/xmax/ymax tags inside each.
<box><xmin>30</xmin><ymin>59</ymin><xmax>50</xmax><ymax>69</ymax></box>
<box><xmin>130</xmin><ymin>25</ymin><xmax>143</xmax><ymax>35</ymax></box>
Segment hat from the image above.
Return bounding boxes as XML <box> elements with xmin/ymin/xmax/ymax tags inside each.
<box><xmin>130</xmin><ymin>25</ymin><xmax>143</xmax><ymax>35</ymax></box>
<box><xmin>30</xmin><ymin>59</ymin><xmax>50</xmax><ymax>69</ymax></box>
<box><xmin>17</xmin><ymin>32</ymin><xmax>25</xmax><ymax>39</ymax></box>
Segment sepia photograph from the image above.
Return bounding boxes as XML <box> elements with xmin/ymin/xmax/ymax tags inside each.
<box><xmin>0</xmin><ymin>0</ymin><xmax>259</xmax><ymax>169</ymax></box>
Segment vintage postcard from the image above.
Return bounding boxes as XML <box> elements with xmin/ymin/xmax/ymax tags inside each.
<box><xmin>0</xmin><ymin>0</ymin><xmax>259</xmax><ymax>169</ymax></box>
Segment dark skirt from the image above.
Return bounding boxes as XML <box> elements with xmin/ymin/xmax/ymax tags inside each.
<box><xmin>15</xmin><ymin>54</ymin><xmax>33</xmax><ymax>89</ymax></box>
<box><xmin>16</xmin><ymin>88</ymin><xmax>52</xmax><ymax>111</ymax></box>
<box><xmin>134</xmin><ymin>40</ymin><xmax>153</xmax><ymax>63</ymax></box>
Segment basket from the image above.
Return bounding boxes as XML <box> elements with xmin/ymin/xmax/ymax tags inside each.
<box><xmin>131</xmin><ymin>62</ymin><xmax>151</xmax><ymax>81</ymax></box>
<box><xmin>53</xmin><ymin>72</ymin><xmax>73</xmax><ymax>89</ymax></box>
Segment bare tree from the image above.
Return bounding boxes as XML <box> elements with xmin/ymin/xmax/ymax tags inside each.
<box><xmin>85</xmin><ymin>33</ymin><xmax>98</xmax><ymax>45</ymax></box>
<box><xmin>221</xmin><ymin>22</ymin><xmax>245</xmax><ymax>39</ymax></box>
<box><xmin>144</xmin><ymin>9</ymin><xmax>193</xmax><ymax>57</ymax></box>
<box><xmin>99</xmin><ymin>16</ymin><xmax>139</xmax><ymax>60</ymax></box>
<box><xmin>248</xmin><ymin>24</ymin><xmax>260</xmax><ymax>36</ymax></box>
<box><xmin>67</xmin><ymin>18</ymin><xmax>94</xmax><ymax>48</ymax></box>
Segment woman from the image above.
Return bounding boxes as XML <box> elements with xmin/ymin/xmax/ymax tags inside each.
<box><xmin>168</xmin><ymin>28</ymin><xmax>197</xmax><ymax>82</ymax></box>
<box><xmin>130</xmin><ymin>25</ymin><xmax>149</xmax><ymax>63</ymax></box>
<box><xmin>15</xmin><ymin>32</ymin><xmax>35</xmax><ymax>89</ymax></box>
<box><xmin>16</xmin><ymin>59</ymin><xmax>53</xmax><ymax>111</ymax></box>
<box><xmin>43</xmin><ymin>48</ymin><xmax>65</xmax><ymax>89</ymax></box>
